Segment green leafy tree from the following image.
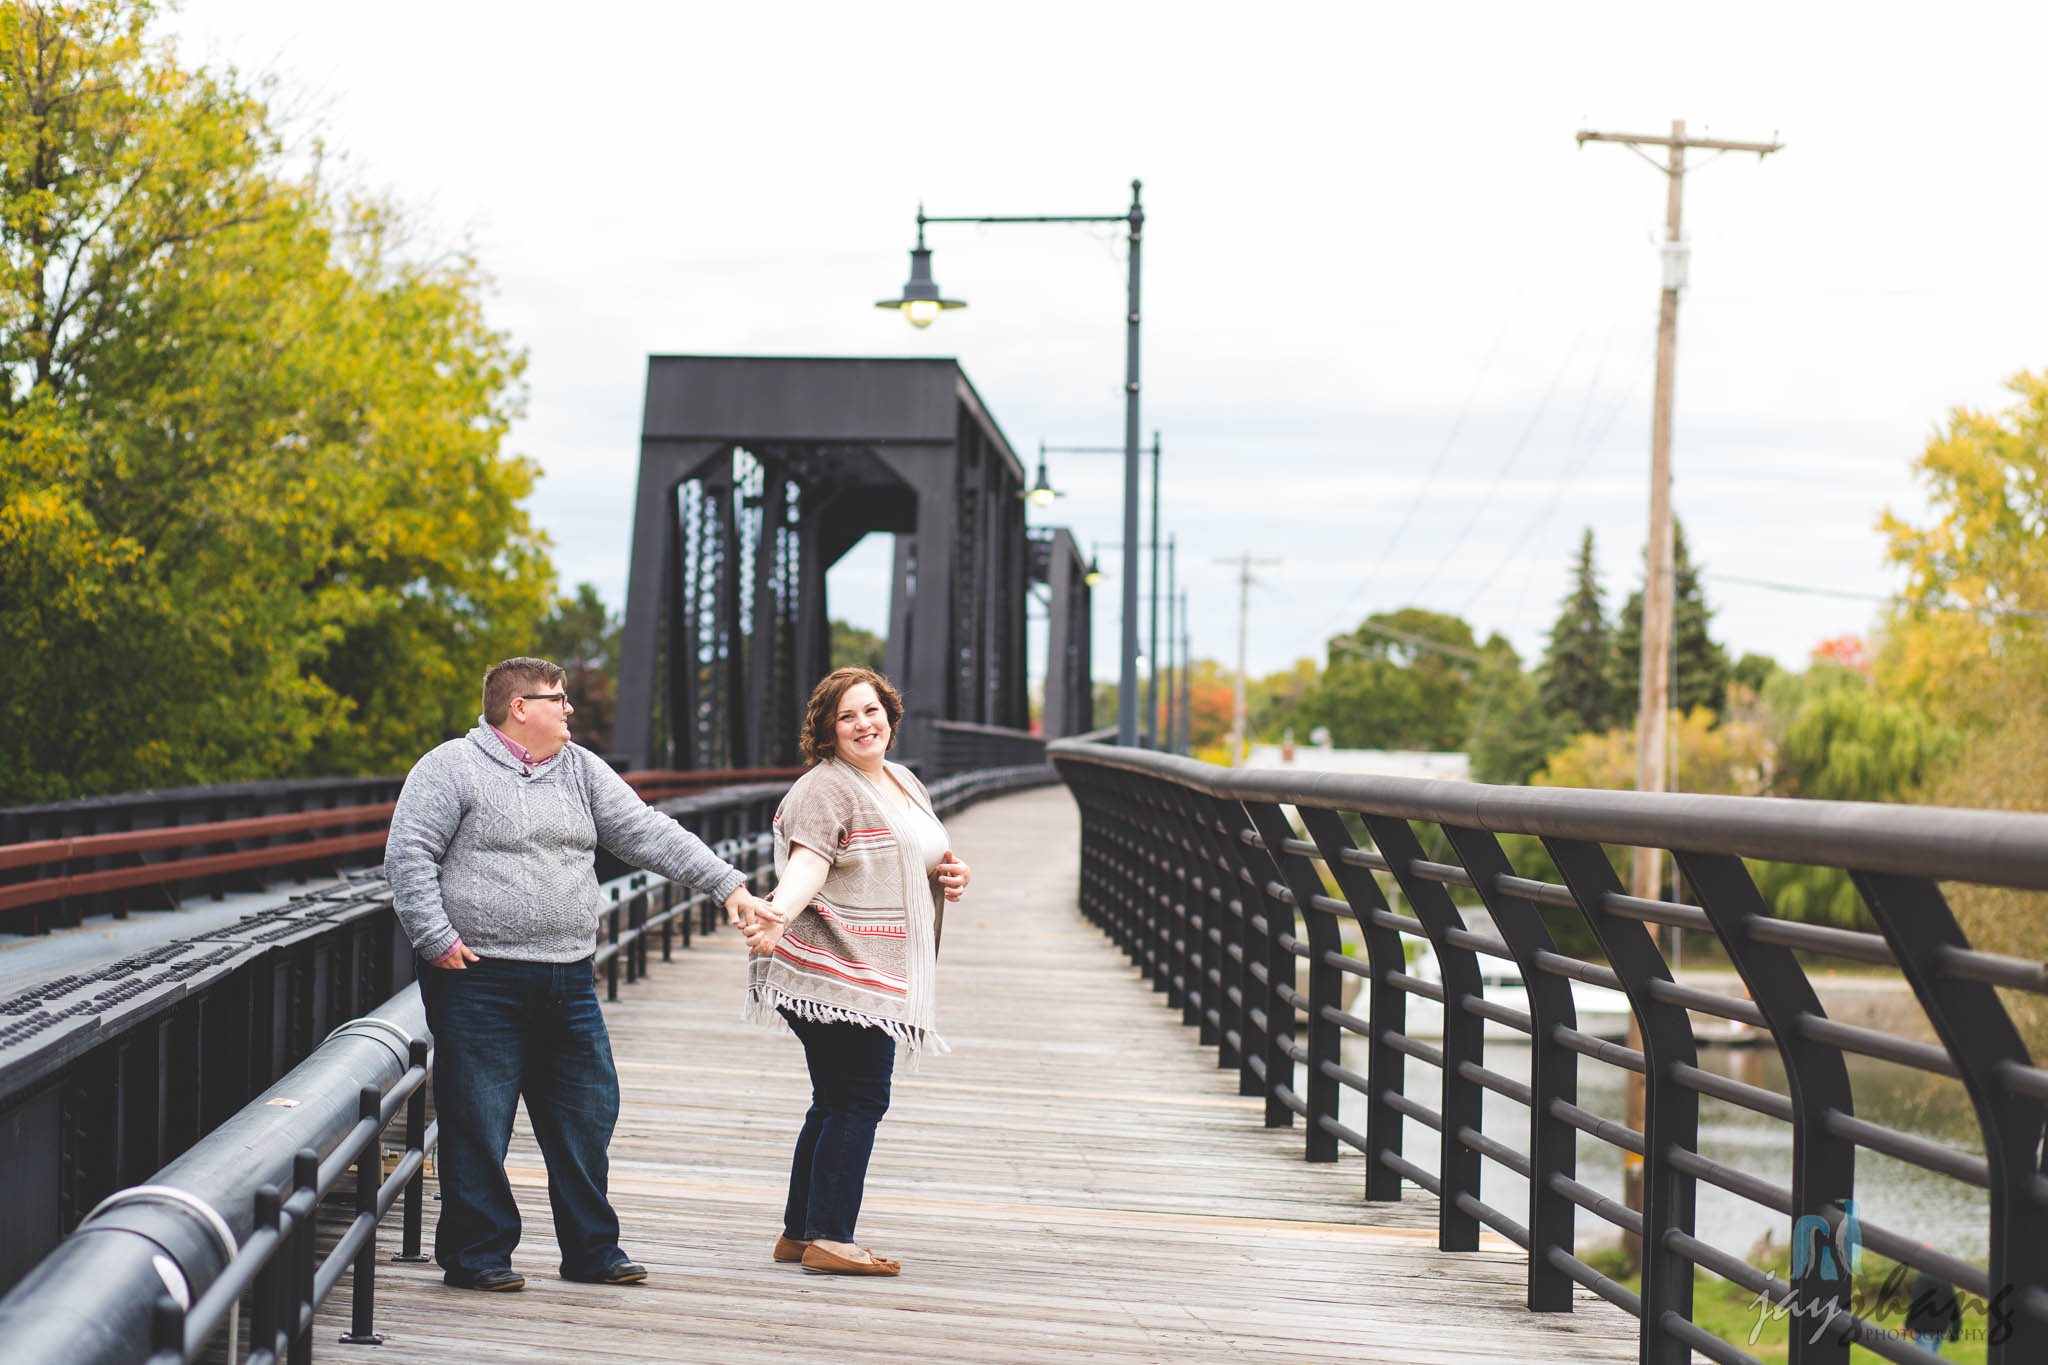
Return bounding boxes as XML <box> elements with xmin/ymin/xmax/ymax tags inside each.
<box><xmin>829</xmin><ymin>619</ymin><xmax>885</xmax><ymax>673</ymax></box>
<box><xmin>0</xmin><ymin>1</ymin><xmax>549</xmax><ymax>801</ymax></box>
<box><xmin>1467</xmin><ymin>664</ymin><xmax>1573</xmax><ymax>785</ymax></box>
<box><xmin>1291</xmin><ymin>609</ymin><xmax>1515</xmax><ymax>751</ymax></box>
<box><xmin>537</xmin><ymin>584</ymin><xmax>622</xmax><ymax>755</ymax></box>
<box><xmin>1762</xmin><ymin>663</ymin><xmax>1953</xmax><ymax>803</ymax></box>
<box><xmin>1538</xmin><ymin>527</ymin><xmax>1620</xmax><ymax>734</ymax></box>
<box><xmin>1246</xmin><ymin>657</ymin><xmax>1319</xmax><ymax>741</ymax></box>
<box><xmin>1730</xmin><ymin>651</ymin><xmax>1781</xmax><ymax>698</ymax></box>
<box><xmin>1734</xmin><ymin>661</ymin><xmax>1955</xmax><ymax>929</ymax></box>
<box><xmin>1610</xmin><ymin>520</ymin><xmax>1731</xmax><ymax>721</ymax></box>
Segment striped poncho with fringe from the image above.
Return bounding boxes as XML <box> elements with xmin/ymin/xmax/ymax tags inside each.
<box><xmin>745</xmin><ymin>757</ymin><xmax>949</xmax><ymax>1061</ymax></box>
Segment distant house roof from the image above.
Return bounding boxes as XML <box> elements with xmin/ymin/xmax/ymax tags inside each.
<box><xmin>1241</xmin><ymin>744</ymin><xmax>1471</xmax><ymax>782</ymax></box>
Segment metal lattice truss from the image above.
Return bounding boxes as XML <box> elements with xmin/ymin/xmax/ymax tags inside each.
<box><xmin>618</xmin><ymin>358</ymin><xmax>1070</xmax><ymax>773</ymax></box>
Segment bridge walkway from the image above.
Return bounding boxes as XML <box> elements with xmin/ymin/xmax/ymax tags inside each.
<box><xmin>313</xmin><ymin>785</ymin><xmax>1638</xmax><ymax>1363</ymax></box>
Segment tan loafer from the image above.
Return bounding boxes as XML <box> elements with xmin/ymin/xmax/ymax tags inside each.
<box><xmin>799</xmin><ymin>1243</ymin><xmax>901</xmax><ymax>1276</ymax></box>
<box><xmin>773</xmin><ymin>1235</ymin><xmax>810</xmax><ymax>1263</ymax></box>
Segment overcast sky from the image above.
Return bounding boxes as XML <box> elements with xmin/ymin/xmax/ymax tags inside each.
<box><xmin>167</xmin><ymin>1</ymin><xmax>2048</xmax><ymax>687</ymax></box>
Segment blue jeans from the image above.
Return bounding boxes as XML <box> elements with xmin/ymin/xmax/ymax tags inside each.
<box><xmin>420</xmin><ymin>956</ymin><xmax>625</xmax><ymax>1280</ymax></box>
<box><xmin>780</xmin><ymin>1011</ymin><xmax>895</xmax><ymax>1243</ymax></box>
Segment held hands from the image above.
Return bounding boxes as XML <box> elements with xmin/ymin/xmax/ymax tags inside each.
<box><xmin>723</xmin><ymin>886</ymin><xmax>783</xmax><ymax>930</ymax></box>
<box><xmin>725</xmin><ymin>885</ymin><xmax>785</xmax><ymax>958</ymax></box>
<box><xmin>747</xmin><ymin>846</ymin><xmax>829</xmax><ymax>960</ymax></box>
<box><xmin>937</xmin><ymin>850</ymin><xmax>971</xmax><ymax>903</ymax></box>
<box><xmin>743</xmin><ymin>914</ymin><xmax>784</xmax><ymax>958</ymax></box>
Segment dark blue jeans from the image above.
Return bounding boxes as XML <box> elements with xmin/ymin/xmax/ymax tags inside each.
<box><xmin>420</xmin><ymin>956</ymin><xmax>625</xmax><ymax>1280</ymax></box>
<box><xmin>780</xmin><ymin>1011</ymin><xmax>895</xmax><ymax>1244</ymax></box>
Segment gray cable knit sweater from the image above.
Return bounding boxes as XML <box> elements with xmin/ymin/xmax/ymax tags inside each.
<box><xmin>385</xmin><ymin>722</ymin><xmax>748</xmax><ymax>964</ymax></box>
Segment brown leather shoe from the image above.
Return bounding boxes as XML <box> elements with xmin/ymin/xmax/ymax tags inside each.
<box><xmin>773</xmin><ymin>1235</ymin><xmax>810</xmax><ymax>1263</ymax></box>
<box><xmin>800</xmin><ymin>1243</ymin><xmax>901</xmax><ymax>1276</ymax></box>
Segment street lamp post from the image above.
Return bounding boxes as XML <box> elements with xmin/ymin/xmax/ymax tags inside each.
<box><xmin>877</xmin><ymin>180</ymin><xmax>1147</xmax><ymax>748</ymax></box>
<box><xmin>1038</xmin><ymin>432</ymin><xmax>1162</xmax><ymax>743</ymax></box>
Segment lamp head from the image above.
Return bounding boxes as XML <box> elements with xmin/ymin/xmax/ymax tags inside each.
<box><xmin>875</xmin><ymin>243</ymin><xmax>965</xmax><ymax>328</ymax></box>
<box><xmin>1084</xmin><ymin>554</ymin><xmax>1103</xmax><ymax>588</ymax></box>
<box><xmin>1024</xmin><ymin>454</ymin><xmax>1062</xmax><ymax>508</ymax></box>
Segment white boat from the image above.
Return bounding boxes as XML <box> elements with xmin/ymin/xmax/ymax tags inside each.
<box><xmin>1393</xmin><ymin>940</ymin><xmax>1636</xmax><ymax>1043</ymax></box>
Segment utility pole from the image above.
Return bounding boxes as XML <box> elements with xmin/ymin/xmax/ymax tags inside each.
<box><xmin>1163</xmin><ymin>533</ymin><xmax>1178</xmax><ymax>752</ymax></box>
<box><xmin>1215</xmin><ymin>553</ymin><xmax>1280</xmax><ymax>764</ymax></box>
<box><xmin>1576</xmin><ymin>118</ymin><xmax>1780</xmax><ymax>901</ymax></box>
<box><xmin>1578</xmin><ymin>117</ymin><xmax>1781</xmax><ymax>1267</ymax></box>
<box><xmin>1043</xmin><ymin>432</ymin><xmax>1163</xmax><ymax>745</ymax></box>
<box><xmin>1179</xmin><ymin>589</ymin><xmax>1192</xmax><ymax>755</ymax></box>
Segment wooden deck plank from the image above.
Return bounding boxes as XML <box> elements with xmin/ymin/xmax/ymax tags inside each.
<box><xmin>313</xmin><ymin>784</ymin><xmax>1639</xmax><ymax>1362</ymax></box>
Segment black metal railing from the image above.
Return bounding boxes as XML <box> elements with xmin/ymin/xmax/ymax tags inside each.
<box><xmin>0</xmin><ymin>768</ymin><xmax>809</xmax><ymax>936</ymax></box>
<box><xmin>147</xmin><ymin>1028</ymin><xmax>439</xmax><ymax>1365</ymax></box>
<box><xmin>931</xmin><ymin>720</ymin><xmax>1049</xmax><ymax>777</ymax></box>
<box><xmin>0</xmin><ymin>777</ymin><xmax>407</xmax><ymax>935</ymax></box>
<box><xmin>1050</xmin><ymin>739</ymin><xmax>2048</xmax><ymax>1365</ymax></box>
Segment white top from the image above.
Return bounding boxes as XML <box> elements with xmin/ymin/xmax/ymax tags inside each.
<box><xmin>896</xmin><ymin>798</ymin><xmax>949</xmax><ymax>872</ymax></box>
<box><xmin>851</xmin><ymin>764</ymin><xmax>950</xmax><ymax>873</ymax></box>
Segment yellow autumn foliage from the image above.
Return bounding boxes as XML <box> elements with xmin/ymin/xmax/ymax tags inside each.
<box><xmin>1</xmin><ymin>1</ymin><xmax>554</xmax><ymax>801</ymax></box>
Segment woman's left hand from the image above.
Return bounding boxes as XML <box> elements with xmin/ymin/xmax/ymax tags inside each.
<box><xmin>937</xmin><ymin>849</ymin><xmax>971</xmax><ymax>903</ymax></box>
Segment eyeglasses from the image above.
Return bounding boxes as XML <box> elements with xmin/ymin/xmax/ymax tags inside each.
<box><xmin>519</xmin><ymin>692</ymin><xmax>569</xmax><ymax>706</ymax></box>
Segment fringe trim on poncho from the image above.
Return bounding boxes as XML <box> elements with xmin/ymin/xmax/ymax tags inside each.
<box><xmin>745</xmin><ymin>980</ymin><xmax>951</xmax><ymax>1070</ymax></box>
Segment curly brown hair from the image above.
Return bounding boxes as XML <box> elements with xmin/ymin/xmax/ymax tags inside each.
<box><xmin>799</xmin><ymin>667</ymin><xmax>904</xmax><ymax>766</ymax></box>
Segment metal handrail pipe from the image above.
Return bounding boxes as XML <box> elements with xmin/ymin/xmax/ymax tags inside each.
<box><xmin>1370</xmin><ymin>907</ymin><xmax>1426</xmax><ymax>935</ymax></box>
<box><xmin>1494</xmin><ymin>872</ymin><xmax>1580</xmax><ymax>908</ymax></box>
<box><xmin>1441</xmin><ymin>926</ymin><xmax>1517</xmax><ymax>962</ymax></box>
<box><xmin>1796</xmin><ymin>1011</ymin><xmax>1960</xmax><ymax>1076</ymax></box>
<box><xmin>1666</xmin><ymin>1147</ymin><xmax>1794</xmax><ymax>1216</ymax></box>
<box><xmin>1549</xmin><ymin>1097</ymin><xmax>1647</xmax><ymax>1154</ymax></box>
<box><xmin>1531</xmin><ymin>949</ymin><xmax>1625</xmax><ymax>991</ymax></box>
<box><xmin>1546</xmin><ymin>1245</ymin><xmax>1644</xmax><ymax>1316</ymax></box>
<box><xmin>1048</xmin><ymin>740</ymin><xmax>2048</xmax><ymax>890</ymax></box>
<box><xmin>1452</xmin><ymin>1191</ymin><xmax>1531</xmax><ymax>1249</ymax></box>
<box><xmin>1646</xmin><ymin>977</ymin><xmax>1770</xmax><ymax>1028</ymax></box>
<box><xmin>0</xmin><ymin>985</ymin><xmax>426</xmax><ymax>1365</ymax></box>
<box><xmin>1550</xmin><ymin>1171</ymin><xmax>1647</xmax><ymax>1237</ymax></box>
<box><xmin>1601</xmin><ymin>890</ymin><xmax>1714</xmax><ymax>932</ymax></box>
<box><xmin>1823</xmin><ymin>1108</ymin><xmax>1991</xmax><ymax>1189</ymax></box>
<box><xmin>1741</xmin><ymin>914</ymin><xmax>1897</xmax><ymax>965</ymax></box>
<box><xmin>1671</xmin><ymin>1063</ymin><xmax>1794</xmax><ymax>1121</ymax></box>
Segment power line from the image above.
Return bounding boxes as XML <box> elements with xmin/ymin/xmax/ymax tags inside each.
<box><xmin>1455</xmin><ymin>345</ymin><xmax>1649</xmax><ymax>617</ymax></box>
<box><xmin>1694</xmin><ymin>280</ymin><xmax>2048</xmax><ymax>303</ymax></box>
<box><xmin>1329</xmin><ymin>285</ymin><xmax>1529</xmax><ymax>622</ymax></box>
<box><xmin>1708</xmin><ymin>572</ymin><xmax>2048</xmax><ymax>623</ymax></box>
<box><xmin>1331</xmin><ymin>618</ymin><xmax>1496</xmax><ymax>666</ymax></box>
<box><xmin>1406</xmin><ymin>311</ymin><xmax>1605</xmax><ymax>598</ymax></box>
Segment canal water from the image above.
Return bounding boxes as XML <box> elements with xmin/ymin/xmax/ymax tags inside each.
<box><xmin>1324</xmin><ymin>1036</ymin><xmax>1989</xmax><ymax>1269</ymax></box>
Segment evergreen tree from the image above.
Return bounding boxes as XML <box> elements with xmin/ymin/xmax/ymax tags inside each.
<box><xmin>1609</xmin><ymin>520</ymin><xmax>1732</xmax><ymax>720</ymax></box>
<box><xmin>1537</xmin><ymin>528</ymin><xmax>1618</xmax><ymax>733</ymax></box>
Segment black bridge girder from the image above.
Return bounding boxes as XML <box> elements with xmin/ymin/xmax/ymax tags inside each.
<box><xmin>617</xmin><ymin>357</ymin><xmax>1079</xmax><ymax>774</ymax></box>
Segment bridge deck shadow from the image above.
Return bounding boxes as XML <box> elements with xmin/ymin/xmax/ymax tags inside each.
<box><xmin>313</xmin><ymin>785</ymin><xmax>1638</xmax><ymax>1363</ymax></box>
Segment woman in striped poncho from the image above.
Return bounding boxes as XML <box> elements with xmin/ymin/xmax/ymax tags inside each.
<box><xmin>742</xmin><ymin>667</ymin><xmax>971</xmax><ymax>1276</ymax></box>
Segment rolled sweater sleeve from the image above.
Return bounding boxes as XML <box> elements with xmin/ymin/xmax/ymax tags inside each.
<box><xmin>585</xmin><ymin>755</ymin><xmax>748</xmax><ymax>905</ymax></box>
<box><xmin>385</xmin><ymin>749</ymin><xmax>466</xmax><ymax>964</ymax></box>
